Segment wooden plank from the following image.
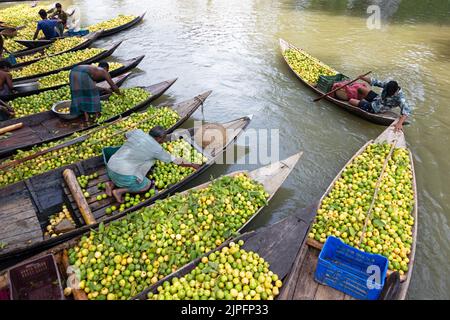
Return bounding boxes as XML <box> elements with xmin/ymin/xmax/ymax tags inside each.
<box><xmin>315</xmin><ymin>283</ymin><xmax>346</xmax><ymax>300</ymax></box>
<box><xmin>0</xmin><ymin>228</ymin><xmax>43</xmax><ymax>253</ymax></box>
<box><xmin>290</xmin><ymin>247</ymin><xmax>320</xmax><ymax>300</ymax></box>
<box><xmin>0</xmin><ymin>195</ymin><xmax>36</xmax><ymax>219</ymax></box>
<box><xmin>278</xmin><ymin>242</ymin><xmax>309</xmax><ymax>300</ymax></box>
<box><xmin>0</xmin><ymin>126</ymin><xmax>42</xmax><ymax>149</ymax></box>
<box><xmin>0</xmin><ymin>210</ymin><xmax>38</xmax><ymax>227</ymax></box>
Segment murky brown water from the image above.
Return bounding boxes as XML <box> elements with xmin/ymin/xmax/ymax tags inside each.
<box><xmin>2</xmin><ymin>0</ymin><xmax>449</xmax><ymax>299</ymax></box>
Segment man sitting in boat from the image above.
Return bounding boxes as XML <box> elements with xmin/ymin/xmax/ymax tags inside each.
<box><xmin>47</xmin><ymin>3</ymin><xmax>68</xmax><ymax>36</ymax></box>
<box><xmin>0</xmin><ymin>61</ymin><xmax>14</xmax><ymax>97</ymax></box>
<box><xmin>69</xmin><ymin>62</ymin><xmax>121</xmax><ymax>122</ymax></box>
<box><xmin>348</xmin><ymin>76</ymin><xmax>412</xmax><ymax>132</ymax></box>
<box><xmin>66</xmin><ymin>6</ymin><xmax>82</xmax><ymax>35</ymax></box>
<box><xmin>105</xmin><ymin>126</ymin><xmax>200</xmax><ymax>203</ymax></box>
<box><xmin>33</xmin><ymin>9</ymin><xmax>62</xmax><ymax>40</ymax></box>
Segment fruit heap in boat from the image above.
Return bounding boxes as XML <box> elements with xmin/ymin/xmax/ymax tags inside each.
<box><xmin>0</xmin><ymin>106</ymin><xmax>181</xmax><ymax>187</ymax></box>
<box><xmin>10</xmin><ymin>86</ymin><xmax>149</xmax><ymax>119</ymax></box>
<box><xmin>11</xmin><ymin>48</ymin><xmax>105</xmax><ymax>79</ymax></box>
<box><xmin>147</xmin><ymin>241</ymin><xmax>282</xmax><ymax>300</ymax></box>
<box><xmin>69</xmin><ymin>139</ymin><xmax>208</xmax><ymax>217</ymax></box>
<box><xmin>65</xmin><ymin>173</ymin><xmax>270</xmax><ymax>300</ymax></box>
<box><xmin>283</xmin><ymin>48</ymin><xmax>337</xmax><ymax>85</ymax></box>
<box><xmin>37</xmin><ymin>62</ymin><xmax>123</xmax><ymax>89</ymax></box>
<box><xmin>15</xmin><ymin>37</ymin><xmax>87</xmax><ymax>64</ymax></box>
<box><xmin>102</xmin><ymin>139</ymin><xmax>208</xmax><ymax>214</ymax></box>
<box><xmin>309</xmin><ymin>143</ymin><xmax>415</xmax><ymax>275</ymax></box>
<box><xmin>88</xmin><ymin>15</ymin><xmax>137</xmax><ymax>33</ymax></box>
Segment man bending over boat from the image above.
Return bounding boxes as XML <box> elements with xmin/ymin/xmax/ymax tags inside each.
<box><xmin>348</xmin><ymin>76</ymin><xmax>412</xmax><ymax>132</ymax></box>
<box><xmin>105</xmin><ymin>126</ymin><xmax>200</xmax><ymax>204</ymax></box>
<box><xmin>69</xmin><ymin>62</ymin><xmax>121</xmax><ymax>122</ymax></box>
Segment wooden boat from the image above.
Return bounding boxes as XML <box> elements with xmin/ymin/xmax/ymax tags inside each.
<box><xmin>11</xmin><ymin>41</ymin><xmax>122</xmax><ymax>82</ymax></box>
<box><xmin>0</xmin><ymin>152</ymin><xmax>301</xmax><ymax>299</ymax></box>
<box><xmin>12</xmin><ymin>32</ymin><xmax>102</xmax><ymax>68</ymax></box>
<box><xmin>12</xmin><ymin>12</ymin><xmax>146</xmax><ymax>50</ymax></box>
<box><xmin>14</xmin><ymin>39</ymin><xmax>54</xmax><ymax>50</ymax></box>
<box><xmin>0</xmin><ymin>78</ymin><xmax>177</xmax><ymax>158</ymax></box>
<box><xmin>279</xmin><ymin>39</ymin><xmax>408</xmax><ymax>126</ymax></box>
<box><xmin>137</xmin><ymin>201</ymin><xmax>315</xmax><ymax>300</ymax></box>
<box><xmin>2</xmin><ymin>55</ymin><xmax>145</xmax><ymax>101</ymax></box>
<box><xmin>279</xmin><ymin>122</ymin><xmax>418</xmax><ymax>300</ymax></box>
<box><xmin>96</xmin><ymin>12</ymin><xmax>146</xmax><ymax>38</ymax></box>
<box><xmin>3</xmin><ymin>72</ymin><xmax>131</xmax><ymax>123</ymax></box>
<box><xmin>0</xmin><ymin>104</ymin><xmax>250</xmax><ymax>269</ymax></box>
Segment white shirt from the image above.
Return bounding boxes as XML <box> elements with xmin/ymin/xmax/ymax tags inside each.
<box><xmin>107</xmin><ymin>129</ymin><xmax>175</xmax><ymax>181</ymax></box>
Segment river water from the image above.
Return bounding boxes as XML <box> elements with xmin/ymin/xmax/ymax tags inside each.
<box><xmin>2</xmin><ymin>0</ymin><xmax>449</xmax><ymax>299</ymax></box>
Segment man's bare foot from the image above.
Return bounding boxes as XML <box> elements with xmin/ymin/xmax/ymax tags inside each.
<box><xmin>105</xmin><ymin>181</ymin><xmax>114</xmax><ymax>197</ymax></box>
<box><xmin>112</xmin><ymin>190</ymin><xmax>124</xmax><ymax>203</ymax></box>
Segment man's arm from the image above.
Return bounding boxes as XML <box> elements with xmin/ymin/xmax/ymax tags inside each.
<box><xmin>369</xmin><ymin>78</ymin><xmax>387</xmax><ymax>89</ymax></box>
<box><xmin>33</xmin><ymin>24</ymin><xmax>41</xmax><ymax>40</ymax></box>
<box><xmin>152</xmin><ymin>144</ymin><xmax>201</xmax><ymax>170</ymax></box>
<box><xmin>173</xmin><ymin>157</ymin><xmax>201</xmax><ymax>170</ymax></box>
<box><xmin>102</xmin><ymin>69</ymin><xmax>121</xmax><ymax>95</ymax></box>
<box><xmin>394</xmin><ymin>95</ymin><xmax>412</xmax><ymax>132</ymax></box>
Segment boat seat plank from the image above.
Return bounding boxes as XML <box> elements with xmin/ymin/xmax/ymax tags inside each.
<box><xmin>0</xmin><ymin>229</ymin><xmax>43</xmax><ymax>253</ymax></box>
<box><xmin>0</xmin><ymin>126</ymin><xmax>42</xmax><ymax>149</ymax></box>
<box><xmin>1</xmin><ymin>215</ymin><xmax>41</xmax><ymax>237</ymax></box>
<box><xmin>0</xmin><ymin>207</ymin><xmax>37</xmax><ymax>224</ymax></box>
<box><xmin>0</xmin><ymin>195</ymin><xmax>43</xmax><ymax>254</ymax></box>
<box><xmin>36</xmin><ymin>117</ymin><xmax>87</xmax><ymax>141</ymax></box>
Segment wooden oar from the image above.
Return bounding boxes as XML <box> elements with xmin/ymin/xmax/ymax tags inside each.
<box><xmin>0</xmin><ymin>123</ymin><xmax>23</xmax><ymax>135</ymax></box>
<box><xmin>313</xmin><ymin>71</ymin><xmax>372</xmax><ymax>102</ymax></box>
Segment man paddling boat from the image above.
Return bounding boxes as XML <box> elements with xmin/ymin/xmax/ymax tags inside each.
<box><xmin>105</xmin><ymin>126</ymin><xmax>200</xmax><ymax>203</ymax></box>
<box><xmin>348</xmin><ymin>76</ymin><xmax>412</xmax><ymax>132</ymax></box>
<box><xmin>69</xmin><ymin>62</ymin><xmax>121</xmax><ymax>122</ymax></box>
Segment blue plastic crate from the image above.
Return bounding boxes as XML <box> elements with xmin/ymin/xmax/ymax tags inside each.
<box><xmin>314</xmin><ymin>236</ymin><xmax>389</xmax><ymax>300</ymax></box>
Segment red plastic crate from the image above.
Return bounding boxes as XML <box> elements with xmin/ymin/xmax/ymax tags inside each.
<box><xmin>8</xmin><ymin>254</ymin><xmax>64</xmax><ymax>300</ymax></box>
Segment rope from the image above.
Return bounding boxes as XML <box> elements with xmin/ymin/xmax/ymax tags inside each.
<box><xmin>358</xmin><ymin>139</ymin><xmax>398</xmax><ymax>246</ymax></box>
